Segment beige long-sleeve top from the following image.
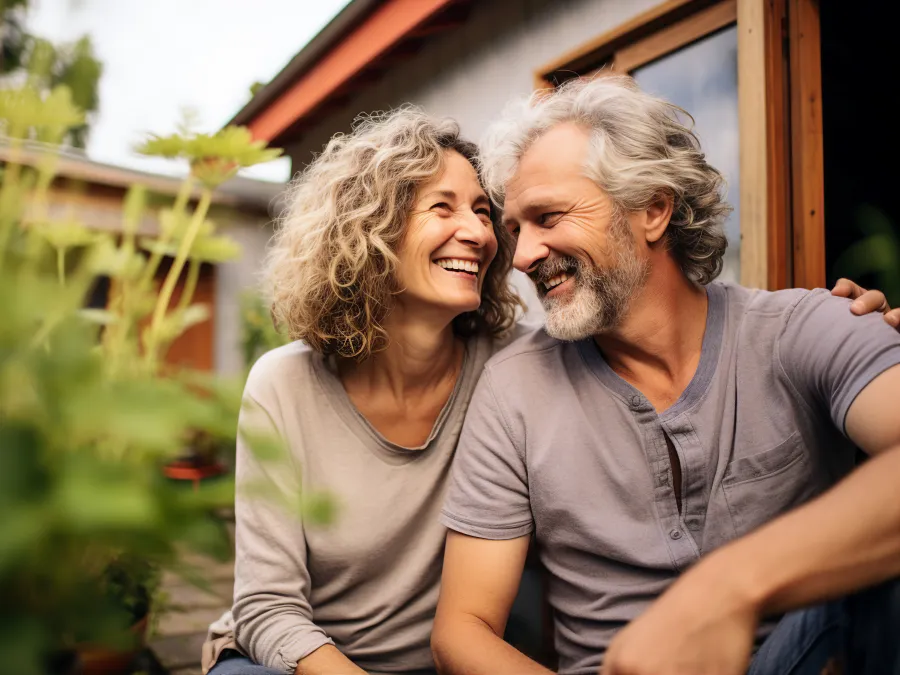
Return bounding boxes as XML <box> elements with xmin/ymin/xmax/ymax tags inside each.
<box><xmin>207</xmin><ymin>332</ymin><xmax>502</xmax><ymax>675</ymax></box>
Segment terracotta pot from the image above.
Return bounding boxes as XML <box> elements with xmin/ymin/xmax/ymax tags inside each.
<box><xmin>75</xmin><ymin>615</ymin><xmax>148</xmax><ymax>675</ymax></box>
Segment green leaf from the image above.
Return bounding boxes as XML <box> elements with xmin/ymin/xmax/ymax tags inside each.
<box><xmin>33</xmin><ymin>218</ymin><xmax>99</xmax><ymax>250</ymax></box>
<box><xmin>78</xmin><ymin>309</ymin><xmax>117</xmax><ymax>325</ymax></box>
<box><xmin>188</xmin><ymin>235</ymin><xmax>242</xmax><ymax>263</ymax></box>
<box><xmin>86</xmin><ymin>238</ymin><xmax>147</xmax><ymax>280</ymax></box>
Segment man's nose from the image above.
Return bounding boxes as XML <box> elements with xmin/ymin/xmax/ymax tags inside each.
<box><xmin>513</xmin><ymin>225</ymin><xmax>549</xmax><ymax>274</ymax></box>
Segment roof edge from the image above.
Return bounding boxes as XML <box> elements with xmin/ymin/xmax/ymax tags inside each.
<box><xmin>228</xmin><ymin>0</ymin><xmax>382</xmax><ymax>129</ymax></box>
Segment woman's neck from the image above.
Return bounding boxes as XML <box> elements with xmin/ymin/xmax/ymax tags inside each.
<box><xmin>338</xmin><ymin>307</ymin><xmax>463</xmax><ymax>401</ymax></box>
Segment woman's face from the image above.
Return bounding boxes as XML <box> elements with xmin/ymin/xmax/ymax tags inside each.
<box><xmin>396</xmin><ymin>149</ymin><xmax>498</xmax><ymax>319</ymax></box>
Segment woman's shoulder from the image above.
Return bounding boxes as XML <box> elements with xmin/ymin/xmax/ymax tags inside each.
<box><xmin>244</xmin><ymin>341</ymin><xmax>319</xmax><ymax>403</ymax></box>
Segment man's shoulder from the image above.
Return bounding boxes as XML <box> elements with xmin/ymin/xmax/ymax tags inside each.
<box><xmin>483</xmin><ymin>325</ymin><xmax>570</xmax><ymax>382</ymax></box>
<box><xmin>717</xmin><ymin>282</ymin><xmax>838</xmax><ymax>329</ymax></box>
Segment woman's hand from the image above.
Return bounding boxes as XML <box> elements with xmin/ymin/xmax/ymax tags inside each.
<box><xmin>831</xmin><ymin>278</ymin><xmax>899</xmax><ymax>329</ymax></box>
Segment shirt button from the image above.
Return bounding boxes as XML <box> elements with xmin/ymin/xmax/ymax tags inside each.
<box><xmin>669</xmin><ymin>529</ymin><xmax>682</xmax><ymax>540</ymax></box>
<box><xmin>630</xmin><ymin>395</ymin><xmax>643</xmax><ymax>408</ymax></box>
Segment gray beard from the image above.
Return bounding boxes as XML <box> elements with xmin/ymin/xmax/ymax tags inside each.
<box><xmin>532</xmin><ymin>223</ymin><xmax>649</xmax><ymax>341</ymax></box>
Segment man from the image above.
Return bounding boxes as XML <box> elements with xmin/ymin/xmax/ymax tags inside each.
<box><xmin>431</xmin><ymin>75</ymin><xmax>900</xmax><ymax>675</ymax></box>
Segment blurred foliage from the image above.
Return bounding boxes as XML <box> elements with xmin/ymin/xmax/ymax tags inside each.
<box><xmin>833</xmin><ymin>205</ymin><xmax>900</xmax><ymax>308</ymax></box>
<box><xmin>2</xmin><ymin>0</ymin><xmax>102</xmax><ymax>147</ymax></box>
<box><xmin>0</xmin><ymin>70</ymin><xmax>297</xmax><ymax>673</ymax></box>
<box><xmin>240</xmin><ymin>290</ymin><xmax>290</xmax><ymax>371</ymax></box>
<box><xmin>138</xmin><ymin>126</ymin><xmax>282</xmax><ymax>189</ymax></box>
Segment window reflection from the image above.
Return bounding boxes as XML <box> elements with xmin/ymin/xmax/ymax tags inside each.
<box><xmin>632</xmin><ymin>26</ymin><xmax>740</xmax><ymax>282</ymax></box>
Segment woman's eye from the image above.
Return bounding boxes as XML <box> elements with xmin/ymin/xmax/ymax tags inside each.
<box><xmin>539</xmin><ymin>212</ymin><xmax>562</xmax><ymax>225</ymax></box>
<box><xmin>431</xmin><ymin>202</ymin><xmax>452</xmax><ymax>214</ymax></box>
<box><xmin>475</xmin><ymin>207</ymin><xmax>492</xmax><ymax>219</ymax></box>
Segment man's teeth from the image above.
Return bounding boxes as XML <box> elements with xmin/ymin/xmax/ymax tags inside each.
<box><xmin>436</xmin><ymin>258</ymin><xmax>479</xmax><ymax>274</ymax></box>
<box><xmin>544</xmin><ymin>272</ymin><xmax>571</xmax><ymax>290</ymax></box>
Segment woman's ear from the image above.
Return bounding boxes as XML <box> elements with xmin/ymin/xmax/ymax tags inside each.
<box><xmin>644</xmin><ymin>194</ymin><xmax>675</xmax><ymax>244</ymax></box>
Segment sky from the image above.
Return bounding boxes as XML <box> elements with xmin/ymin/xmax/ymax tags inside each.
<box><xmin>27</xmin><ymin>0</ymin><xmax>352</xmax><ymax>182</ymax></box>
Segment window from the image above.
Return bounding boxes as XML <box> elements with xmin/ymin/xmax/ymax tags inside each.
<box><xmin>536</xmin><ymin>0</ymin><xmax>746</xmax><ymax>283</ymax></box>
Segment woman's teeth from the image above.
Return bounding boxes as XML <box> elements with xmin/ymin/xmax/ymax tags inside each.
<box><xmin>544</xmin><ymin>272</ymin><xmax>571</xmax><ymax>290</ymax></box>
<box><xmin>436</xmin><ymin>258</ymin><xmax>479</xmax><ymax>274</ymax></box>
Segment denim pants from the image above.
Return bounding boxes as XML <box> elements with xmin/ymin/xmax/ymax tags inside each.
<box><xmin>208</xmin><ymin>578</ymin><xmax>899</xmax><ymax>675</ymax></box>
<box><xmin>207</xmin><ymin>650</ymin><xmax>282</xmax><ymax>675</ymax></box>
<box><xmin>749</xmin><ymin>578</ymin><xmax>900</xmax><ymax>675</ymax></box>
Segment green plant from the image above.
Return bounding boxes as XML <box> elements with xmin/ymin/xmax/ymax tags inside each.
<box><xmin>0</xmin><ymin>77</ymin><xmax>294</xmax><ymax>674</ymax></box>
<box><xmin>2</xmin><ymin>0</ymin><xmax>102</xmax><ymax>147</ymax></box>
<box><xmin>240</xmin><ymin>290</ymin><xmax>291</xmax><ymax>371</ymax></box>
<box><xmin>833</xmin><ymin>204</ymin><xmax>900</xmax><ymax>308</ymax></box>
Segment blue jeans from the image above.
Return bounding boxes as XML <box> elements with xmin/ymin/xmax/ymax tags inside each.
<box><xmin>749</xmin><ymin>578</ymin><xmax>900</xmax><ymax>675</ymax></box>
<box><xmin>207</xmin><ymin>650</ymin><xmax>282</xmax><ymax>675</ymax></box>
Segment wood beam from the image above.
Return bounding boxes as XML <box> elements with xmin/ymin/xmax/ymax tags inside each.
<box><xmin>788</xmin><ymin>0</ymin><xmax>825</xmax><ymax>289</ymax></box>
<box><xmin>738</xmin><ymin>0</ymin><xmax>770</xmax><ymax>289</ymax></box>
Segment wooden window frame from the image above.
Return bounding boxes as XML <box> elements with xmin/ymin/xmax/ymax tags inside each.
<box><xmin>534</xmin><ymin>0</ymin><xmax>825</xmax><ymax>291</ymax></box>
<box><xmin>535</xmin><ymin>0</ymin><xmax>736</xmax><ymax>88</ymax></box>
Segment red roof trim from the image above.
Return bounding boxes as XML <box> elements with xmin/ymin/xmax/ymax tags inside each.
<box><xmin>248</xmin><ymin>0</ymin><xmax>457</xmax><ymax>143</ymax></box>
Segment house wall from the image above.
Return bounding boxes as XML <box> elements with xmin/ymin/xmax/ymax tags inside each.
<box><xmin>43</xmin><ymin>180</ymin><xmax>276</xmax><ymax>376</ymax></box>
<box><xmin>286</xmin><ymin>0</ymin><xmax>660</xmax><ymax>319</ymax></box>
<box><xmin>214</xmin><ymin>218</ymin><xmax>275</xmax><ymax>375</ymax></box>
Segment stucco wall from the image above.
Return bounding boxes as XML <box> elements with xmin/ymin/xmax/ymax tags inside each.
<box><xmin>214</xmin><ymin>217</ymin><xmax>275</xmax><ymax>375</ymax></box>
<box><xmin>287</xmin><ymin>0</ymin><xmax>661</xmax><ymax>319</ymax></box>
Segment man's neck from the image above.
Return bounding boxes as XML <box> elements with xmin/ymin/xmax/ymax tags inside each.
<box><xmin>594</xmin><ymin>256</ymin><xmax>709</xmax><ymax>411</ymax></box>
<box><xmin>338</xmin><ymin>304</ymin><xmax>462</xmax><ymax>401</ymax></box>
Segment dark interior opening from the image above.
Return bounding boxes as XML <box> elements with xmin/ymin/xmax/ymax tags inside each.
<box><xmin>820</xmin><ymin>0</ymin><xmax>900</xmax><ymax>304</ymax></box>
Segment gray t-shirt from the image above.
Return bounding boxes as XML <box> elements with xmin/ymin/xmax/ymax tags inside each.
<box><xmin>441</xmin><ymin>282</ymin><xmax>900</xmax><ymax>675</ymax></box>
<box><xmin>231</xmin><ymin>332</ymin><xmax>502</xmax><ymax>674</ymax></box>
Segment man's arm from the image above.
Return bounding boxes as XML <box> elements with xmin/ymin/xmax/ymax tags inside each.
<box><xmin>432</xmin><ymin>532</ymin><xmax>552</xmax><ymax>675</ymax></box>
<box><xmin>434</xmin><ymin>365</ymin><xmax>548</xmax><ymax>674</ymax></box>
<box><xmin>733</xmin><ymin>364</ymin><xmax>900</xmax><ymax>612</ymax></box>
<box><xmin>603</xmin><ymin>294</ymin><xmax>900</xmax><ymax>675</ymax></box>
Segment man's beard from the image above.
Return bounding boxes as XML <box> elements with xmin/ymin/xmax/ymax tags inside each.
<box><xmin>529</xmin><ymin>216</ymin><xmax>649</xmax><ymax>341</ymax></box>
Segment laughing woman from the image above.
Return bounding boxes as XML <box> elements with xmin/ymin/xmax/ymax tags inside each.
<box><xmin>203</xmin><ymin>108</ymin><xmax>524</xmax><ymax>675</ymax></box>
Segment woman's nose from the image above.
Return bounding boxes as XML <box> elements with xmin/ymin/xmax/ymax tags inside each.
<box><xmin>455</xmin><ymin>210</ymin><xmax>491</xmax><ymax>247</ymax></box>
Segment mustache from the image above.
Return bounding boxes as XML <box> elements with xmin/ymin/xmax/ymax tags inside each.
<box><xmin>528</xmin><ymin>256</ymin><xmax>581</xmax><ymax>285</ymax></box>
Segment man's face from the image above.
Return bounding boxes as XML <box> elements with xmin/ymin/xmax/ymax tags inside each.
<box><xmin>502</xmin><ymin>123</ymin><xmax>649</xmax><ymax>340</ymax></box>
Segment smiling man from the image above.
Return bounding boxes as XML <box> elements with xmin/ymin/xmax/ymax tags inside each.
<box><xmin>431</xmin><ymin>75</ymin><xmax>900</xmax><ymax>675</ymax></box>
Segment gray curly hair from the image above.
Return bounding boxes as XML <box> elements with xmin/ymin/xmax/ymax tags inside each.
<box><xmin>479</xmin><ymin>74</ymin><xmax>732</xmax><ymax>285</ymax></box>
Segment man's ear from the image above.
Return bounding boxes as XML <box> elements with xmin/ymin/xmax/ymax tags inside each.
<box><xmin>644</xmin><ymin>194</ymin><xmax>674</xmax><ymax>244</ymax></box>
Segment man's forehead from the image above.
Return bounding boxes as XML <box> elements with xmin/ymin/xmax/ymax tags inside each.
<box><xmin>505</xmin><ymin>123</ymin><xmax>591</xmax><ymax>198</ymax></box>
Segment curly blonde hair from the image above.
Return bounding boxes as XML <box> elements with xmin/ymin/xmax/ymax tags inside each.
<box><xmin>265</xmin><ymin>107</ymin><xmax>522</xmax><ymax>359</ymax></box>
<box><xmin>480</xmin><ymin>75</ymin><xmax>732</xmax><ymax>284</ymax></box>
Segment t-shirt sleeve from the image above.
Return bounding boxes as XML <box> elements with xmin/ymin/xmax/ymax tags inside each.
<box><xmin>441</xmin><ymin>368</ymin><xmax>534</xmax><ymax>539</ymax></box>
<box><xmin>777</xmin><ymin>289</ymin><xmax>900</xmax><ymax>435</ymax></box>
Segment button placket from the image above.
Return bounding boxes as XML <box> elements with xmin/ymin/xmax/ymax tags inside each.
<box><xmin>663</xmin><ymin>415</ymin><xmax>707</xmax><ymax>551</ymax></box>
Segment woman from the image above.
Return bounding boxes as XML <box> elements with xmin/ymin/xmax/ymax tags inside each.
<box><xmin>204</xmin><ymin>107</ymin><xmax>894</xmax><ymax>675</ymax></box>
<box><xmin>204</xmin><ymin>108</ymin><xmax>524</xmax><ymax>675</ymax></box>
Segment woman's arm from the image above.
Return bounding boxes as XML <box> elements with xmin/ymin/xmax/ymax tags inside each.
<box><xmin>231</xmin><ymin>387</ymin><xmax>364</xmax><ymax>674</ymax></box>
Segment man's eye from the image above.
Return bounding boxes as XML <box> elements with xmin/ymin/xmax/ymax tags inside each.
<box><xmin>539</xmin><ymin>212</ymin><xmax>562</xmax><ymax>225</ymax></box>
<box><xmin>509</xmin><ymin>226</ymin><xmax>520</xmax><ymax>238</ymax></box>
